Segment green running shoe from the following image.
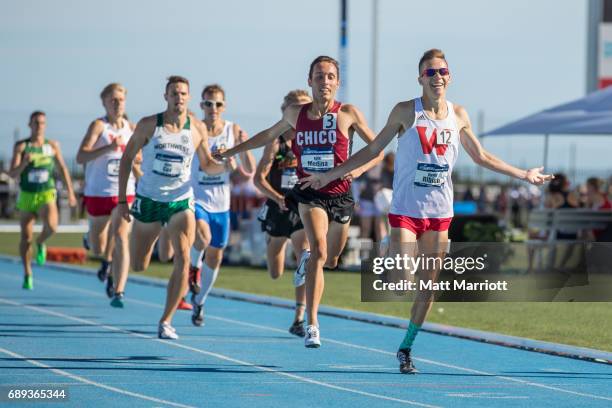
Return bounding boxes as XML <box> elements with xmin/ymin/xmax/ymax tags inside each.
<box><xmin>35</xmin><ymin>243</ymin><xmax>47</xmax><ymax>265</ymax></box>
<box><xmin>110</xmin><ymin>292</ymin><xmax>124</xmax><ymax>308</ymax></box>
<box><xmin>22</xmin><ymin>275</ymin><xmax>33</xmax><ymax>290</ymax></box>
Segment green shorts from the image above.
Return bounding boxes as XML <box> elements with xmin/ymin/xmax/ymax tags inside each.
<box><xmin>16</xmin><ymin>190</ymin><xmax>57</xmax><ymax>213</ymax></box>
<box><xmin>130</xmin><ymin>194</ymin><xmax>194</xmax><ymax>225</ymax></box>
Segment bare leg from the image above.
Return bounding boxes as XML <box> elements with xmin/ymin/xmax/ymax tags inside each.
<box><xmin>111</xmin><ymin>205</ymin><xmax>132</xmax><ymax>294</ymax></box>
<box><xmin>37</xmin><ymin>201</ymin><xmax>58</xmax><ymax>246</ymax></box>
<box><xmin>266</xmin><ymin>235</ymin><xmax>288</xmax><ymax>280</ymax></box>
<box><xmin>19</xmin><ymin>212</ymin><xmax>36</xmax><ymax>277</ymax></box>
<box><xmin>324</xmin><ymin>221</ymin><xmax>350</xmax><ymax>270</ymax></box>
<box><xmin>298</xmin><ymin>204</ymin><xmax>329</xmax><ymax>327</ymax></box>
<box><xmin>160</xmin><ymin>211</ymin><xmax>195</xmax><ymax>324</ymax></box>
<box><xmin>157</xmin><ymin>228</ymin><xmax>174</xmax><ymax>263</ymax></box>
<box><xmin>130</xmin><ymin>220</ymin><xmax>162</xmax><ymax>272</ymax></box>
<box><xmin>87</xmin><ymin>215</ymin><xmax>111</xmax><ymax>258</ymax></box>
<box><xmin>290</xmin><ymin>229</ymin><xmax>309</xmax><ymax>322</ymax></box>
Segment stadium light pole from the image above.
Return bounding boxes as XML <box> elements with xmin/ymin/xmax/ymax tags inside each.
<box><xmin>339</xmin><ymin>0</ymin><xmax>348</xmax><ymax>102</ymax></box>
<box><xmin>371</xmin><ymin>0</ymin><xmax>379</xmax><ymax>132</ymax></box>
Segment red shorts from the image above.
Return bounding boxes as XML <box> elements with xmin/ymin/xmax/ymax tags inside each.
<box><xmin>388</xmin><ymin>213</ymin><xmax>452</xmax><ymax>238</ymax></box>
<box><xmin>83</xmin><ymin>196</ymin><xmax>134</xmax><ymax>217</ymax></box>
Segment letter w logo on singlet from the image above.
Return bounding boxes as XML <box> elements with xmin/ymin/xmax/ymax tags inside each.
<box><xmin>416</xmin><ymin>126</ymin><xmax>447</xmax><ymax>156</ymax></box>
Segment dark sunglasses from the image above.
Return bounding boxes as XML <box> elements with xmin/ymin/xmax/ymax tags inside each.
<box><xmin>421</xmin><ymin>68</ymin><xmax>450</xmax><ymax>77</ymax></box>
<box><xmin>201</xmin><ymin>100</ymin><xmax>225</xmax><ymax>108</ymax></box>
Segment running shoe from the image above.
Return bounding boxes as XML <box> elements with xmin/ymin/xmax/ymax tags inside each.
<box><xmin>177</xmin><ymin>297</ymin><xmax>193</xmax><ymax>311</ymax></box>
<box><xmin>293</xmin><ymin>250</ymin><xmax>310</xmax><ymax>287</ymax></box>
<box><xmin>105</xmin><ymin>275</ymin><xmax>114</xmax><ymax>298</ymax></box>
<box><xmin>190</xmin><ymin>293</ymin><xmax>204</xmax><ymax>327</ymax></box>
<box><xmin>35</xmin><ymin>243</ymin><xmax>46</xmax><ymax>266</ymax></box>
<box><xmin>304</xmin><ymin>324</ymin><xmax>321</xmax><ymax>348</ymax></box>
<box><xmin>397</xmin><ymin>348</ymin><xmax>418</xmax><ymax>374</ymax></box>
<box><xmin>82</xmin><ymin>233</ymin><xmax>90</xmax><ymax>250</ymax></box>
<box><xmin>22</xmin><ymin>275</ymin><xmax>33</xmax><ymax>290</ymax></box>
<box><xmin>158</xmin><ymin>322</ymin><xmax>179</xmax><ymax>340</ymax></box>
<box><xmin>97</xmin><ymin>260</ymin><xmax>110</xmax><ymax>282</ymax></box>
<box><xmin>188</xmin><ymin>265</ymin><xmax>201</xmax><ymax>294</ymax></box>
<box><xmin>289</xmin><ymin>320</ymin><xmax>305</xmax><ymax>337</ymax></box>
<box><xmin>110</xmin><ymin>292</ymin><xmax>124</xmax><ymax>308</ymax></box>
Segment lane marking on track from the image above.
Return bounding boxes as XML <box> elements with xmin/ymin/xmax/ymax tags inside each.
<box><xmin>0</xmin><ymin>346</ymin><xmax>195</xmax><ymax>408</ymax></box>
<box><xmin>0</xmin><ymin>297</ymin><xmax>439</xmax><ymax>408</ymax></box>
<box><xmin>2</xmin><ymin>270</ymin><xmax>611</xmax><ymax>402</ymax></box>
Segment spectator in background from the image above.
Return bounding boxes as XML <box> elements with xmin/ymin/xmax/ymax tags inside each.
<box><xmin>355</xmin><ymin>164</ymin><xmax>385</xmax><ymax>243</ymax></box>
<box><xmin>585</xmin><ymin>177</ymin><xmax>612</xmax><ymax>242</ymax></box>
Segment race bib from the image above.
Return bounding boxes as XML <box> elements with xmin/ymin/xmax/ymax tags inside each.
<box><xmin>152</xmin><ymin>153</ymin><xmax>183</xmax><ymax>178</ymax></box>
<box><xmin>301</xmin><ymin>147</ymin><xmax>334</xmax><ymax>173</ymax></box>
<box><xmin>281</xmin><ymin>169</ymin><xmax>298</xmax><ymax>189</ymax></box>
<box><xmin>198</xmin><ymin>171</ymin><xmax>229</xmax><ymax>186</ymax></box>
<box><xmin>28</xmin><ymin>169</ymin><xmax>49</xmax><ymax>184</ymax></box>
<box><xmin>414</xmin><ymin>162</ymin><xmax>448</xmax><ymax>187</ymax></box>
<box><xmin>436</xmin><ymin>129</ymin><xmax>454</xmax><ymax>145</ymax></box>
<box><xmin>106</xmin><ymin>159</ymin><xmax>120</xmax><ymax>177</ymax></box>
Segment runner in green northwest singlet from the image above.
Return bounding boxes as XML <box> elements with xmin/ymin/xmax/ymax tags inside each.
<box><xmin>8</xmin><ymin>111</ymin><xmax>77</xmax><ymax>290</ymax></box>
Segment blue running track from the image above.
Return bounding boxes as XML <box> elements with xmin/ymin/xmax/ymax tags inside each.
<box><xmin>0</xmin><ymin>259</ymin><xmax>610</xmax><ymax>407</ymax></box>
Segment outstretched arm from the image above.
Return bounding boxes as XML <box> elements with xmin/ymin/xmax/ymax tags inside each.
<box><xmin>219</xmin><ymin>104</ymin><xmax>299</xmax><ymax>159</ymax></box>
<box><xmin>457</xmin><ymin>106</ymin><xmax>553</xmax><ymax>185</ymax></box>
<box><xmin>234</xmin><ymin>124</ymin><xmax>256</xmax><ymax>177</ymax></box>
<box><xmin>343</xmin><ymin>104</ymin><xmax>384</xmax><ymax>181</ymax></box>
<box><xmin>300</xmin><ymin>102</ymin><xmax>408</xmax><ymax>190</ymax></box>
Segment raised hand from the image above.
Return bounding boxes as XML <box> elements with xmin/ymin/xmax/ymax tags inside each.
<box><xmin>525</xmin><ymin>167</ymin><xmax>554</xmax><ymax>185</ymax></box>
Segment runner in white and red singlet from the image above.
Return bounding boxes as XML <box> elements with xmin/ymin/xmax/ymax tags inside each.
<box><xmin>218</xmin><ymin>56</ymin><xmax>383</xmax><ymax>348</ymax></box>
<box><xmin>301</xmin><ymin>49</ymin><xmax>553</xmax><ymax>372</ymax></box>
<box><xmin>77</xmin><ymin>83</ymin><xmax>141</xmax><ymax>303</ymax></box>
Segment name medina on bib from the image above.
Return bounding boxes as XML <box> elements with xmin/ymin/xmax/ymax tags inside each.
<box><xmin>295</xmin><ymin>112</ymin><xmax>338</xmax><ymax>174</ymax></box>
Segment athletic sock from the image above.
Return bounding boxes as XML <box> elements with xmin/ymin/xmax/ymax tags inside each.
<box><xmin>195</xmin><ymin>264</ymin><xmax>219</xmax><ymax>306</ymax></box>
<box><xmin>399</xmin><ymin>320</ymin><xmax>421</xmax><ymax>350</ymax></box>
<box><xmin>190</xmin><ymin>247</ymin><xmax>204</xmax><ymax>269</ymax></box>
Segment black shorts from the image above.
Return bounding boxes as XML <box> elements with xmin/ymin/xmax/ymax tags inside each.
<box><xmin>259</xmin><ymin>199</ymin><xmax>304</xmax><ymax>238</ymax></box>
<box><xmin>286</xmin><ymin>186</ymin><xmax>354</xmax><ymax>224</ymax></box>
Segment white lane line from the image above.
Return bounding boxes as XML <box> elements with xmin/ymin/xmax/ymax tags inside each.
<box><xmin>0</xmin><ymin>297</ymin><xmax>439</xmax><ymax>408</ymax></box>
<box><xmin>4</xmin><ymin>271</ymin><xmax>612</xmax><ymax>402</ymax></box>
<box><xmin>0</xmin><ymin>346</ymin><xmax>194</xmax><ymax>408</ymax></box>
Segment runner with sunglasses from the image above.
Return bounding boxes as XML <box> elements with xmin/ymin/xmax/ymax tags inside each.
<box><xmin>117</xmin><ymin>76</ymin><xmax>223</xmax><ymax>339</ymax></box>
<box><xmin>301</xmin><ymin>49</ymin><xmax>553</xmax><ymax>372</ymax></box>
<box><xmin>254</xmin><ymin>90</ymin><xmax>312</xmax><ymax>337</ymax></box>
<box><xmin>189</xmin><ymin>84</ymin><xmax>255</xmax><ymax>327</ymax></box>
<box><xmin>76</xmin><ymin>83</ymin><xmax>142</xmax><ymax>303</ymax></box>
<box><xmin>9</xmin><ymin>111</ymin><xmax>77</xmax><ymax>290</ymax></box>
<box><xmin>217</xmin><ymin>56</ymin><xmax>382</xmax><ymax>348</ymax></box>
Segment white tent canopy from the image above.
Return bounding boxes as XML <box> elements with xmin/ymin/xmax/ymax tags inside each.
<box><xmin>483</xmin><ymin>86</ymin><xmax>612</xmax><ymax>169</ymax></box>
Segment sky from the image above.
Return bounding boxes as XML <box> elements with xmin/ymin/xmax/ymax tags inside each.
<box><xmin>1</xmin><ymin>0</ymin><xmax>608</xmax><ymax>182</ymax></box>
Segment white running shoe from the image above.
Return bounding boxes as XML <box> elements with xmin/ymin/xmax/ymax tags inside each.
<box><xmin>304</xmin><ymin>324</ymin><xmax>321</xmax><ymax>348</ymax></box>
<box><xmin>158</xmin><ymin>322</ymin><xmax>179</xmax><ymax>340</ymax></box>
<box><xmin>293</xmin><ymin>250</ymin><xmax>310</xmax><ymax>287</ymax></box>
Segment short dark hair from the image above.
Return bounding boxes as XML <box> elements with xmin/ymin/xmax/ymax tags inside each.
<box><xmin>165</xmin><ymin>75</ymin><xmax>190</xmax><ymax>92</ymax></box>
<box><xmin>418</xmin><ymin>49</ymin><xmax>448</xmax><ymax>73</ymax></box>
<box><xmin>308</xmin><ymin>56</ymin><xmax>340</xmax><ymax>80</ymax></box>
<box><xmin>29</xmin><ymin>111</ymin><xmax>45</xmax><ymax>123</ymax></box>
<box><xmin>201</xmin><ymin>84</ymin><xmax>225</xmax><ymax>100</ymax></box>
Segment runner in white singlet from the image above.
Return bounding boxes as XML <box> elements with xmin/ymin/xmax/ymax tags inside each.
<box><xmin>76</xmin><ymin>83</ymin><xmax>140</xmax><ymax>302</ymax></box>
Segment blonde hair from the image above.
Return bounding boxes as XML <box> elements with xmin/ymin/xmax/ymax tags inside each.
<box><xmin>281</xmin><ymin>89</ymin><xmax>311</xmax><ymax>112</ymax></box>
<box><xmin>100</xmin><ymin>83</ymin><xmax>126</xmax><ymax>100</ymax></box>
